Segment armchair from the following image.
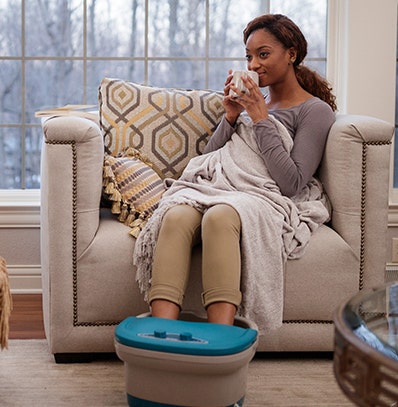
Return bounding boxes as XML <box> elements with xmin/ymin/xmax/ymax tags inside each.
<box><xmin>40</xmin><ymin>82</ymin><xmax>393</xmax><ymax>361</ymax></box>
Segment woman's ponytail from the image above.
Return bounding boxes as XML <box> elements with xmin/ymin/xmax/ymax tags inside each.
<box><xmin>295</xmin><ymin>65</ymin><xmax>337</xmax><ymax>112</ymax></box>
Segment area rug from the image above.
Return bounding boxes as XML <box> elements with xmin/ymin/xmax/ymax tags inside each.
<box><xmin>0</xmin><ymin>340</ymin><xmax>353</xmax><ymax>406</ymax></box>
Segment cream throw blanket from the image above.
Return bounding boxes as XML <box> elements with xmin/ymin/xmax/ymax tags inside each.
<box><xmin>134</xmin><ymin>114</ymin><xmax>331</xmax><ymax>332</ymax></box>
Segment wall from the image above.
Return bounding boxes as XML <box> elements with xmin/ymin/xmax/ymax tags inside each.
<box><xmin>0</xmin><ymin>191</ymin><xmax>41</xmax><ymax>293</ymax></box>
<box><xmin>329</xmin><ymin>0</ymin><xmax>398</xmax><ymax>265</ymax></box>
<box><xmin>328</xmin><ymin>0</ymin><xmax>397</xmax><ymax>124</ymax></box>
<box><xmin>1</xmin><ymin>0</ymin><xmax>398</xmax><ymax>292</ymax></box>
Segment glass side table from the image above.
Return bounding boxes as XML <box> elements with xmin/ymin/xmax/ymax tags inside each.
<box><xmin>333</xmin><ymin>282</ymin><xmax>398</xmax><ymax>406</ymax></box>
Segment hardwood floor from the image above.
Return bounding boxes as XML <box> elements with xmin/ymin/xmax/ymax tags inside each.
<box><xmin>9</xmin><ymin>294</ymin><xmax>46</xmax><ymax>339</ymax></box>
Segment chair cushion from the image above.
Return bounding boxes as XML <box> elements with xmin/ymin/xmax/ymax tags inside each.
<box><xmin>98</xmin><ymin>77</ymin><xmax>225</xmax><ymax>179</ymax></box>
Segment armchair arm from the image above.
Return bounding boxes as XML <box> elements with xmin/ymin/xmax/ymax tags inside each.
<box><xmin>319</xmin><ymin>114</ymin><xmax>393</xmax><ymax>289</ymax></box>
<box><xmin>41</xmin><ymin>115</ymin><xmax>104</xmax><ymax>259</ymax></box>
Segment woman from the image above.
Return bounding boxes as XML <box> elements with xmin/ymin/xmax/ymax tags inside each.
<box><xmin>134</xmin><ymin>14</ymin><xmax>336</xmax><ymax>330</ymax></box>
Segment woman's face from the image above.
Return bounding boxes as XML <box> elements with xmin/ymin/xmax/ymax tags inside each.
<box><xmin>245</xmin><ymin>29</ymin><xmax>295</xmax><ymax>88</ymax></box>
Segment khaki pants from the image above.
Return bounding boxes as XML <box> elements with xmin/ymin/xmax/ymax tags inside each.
<box><xmin>148</xmin><ymin>204</ymin><xmax>242</xmax><ymax>309</ymax></box>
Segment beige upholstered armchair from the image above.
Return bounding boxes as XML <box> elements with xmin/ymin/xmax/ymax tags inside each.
<box><xmin>40</xmin><ymin>78</ymin><xmax>393</xmax><ymax>362</ymax></box>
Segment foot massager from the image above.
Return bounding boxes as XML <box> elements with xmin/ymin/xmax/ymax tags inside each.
<box><xmin>115</xmin><ymin>312</ymin><xmax>258</xmax><ymax>407</ymax></box>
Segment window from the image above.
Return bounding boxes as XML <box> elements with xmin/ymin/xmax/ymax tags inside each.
<box><xmin>0</xmin><ymin>0</ymin><xmax>327</xmax><ymax>189</ymax></box>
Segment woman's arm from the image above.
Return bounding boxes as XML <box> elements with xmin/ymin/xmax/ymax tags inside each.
<box><xmin>203</xmin><ymin>116</ymin><xmax>236</xmax><ymax>154</ymax></box>
<box><xmin>203</xmin><ymin>70</ymin><xmax>248</xmax><ymax>154</ymax></box>
<box><xmin>254</xmin><ymin>100</ymin><xmax>335</xmax><ymax>197</ymax></box>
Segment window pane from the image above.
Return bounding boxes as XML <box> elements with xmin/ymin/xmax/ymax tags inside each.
<box><xmin>0</xmin><ymin>0</ymin><xmax>22</xmax><ymax>57</ymax></box>
<box><xmin>306</xmin><ymin>60</ymin><xmax>326</xmax><ymax>78</ymax></box>
<box><xmin>0</xmin><ymin>128</ymin><xmax>22</xmax><ymax>189</ymax></box>
<box><xmin>209</xmin><ymin>0</ymin><xmax>270</xmax><ymax>58</ymax></box>
<box><xmin>25</xmin><ymin>60</ymin><xmax>84</xmax><ymax>122</ymax></box>
<box><xmin>270</xmin><ymin>0</ymin><xmax>327</xmax><ymax>59</ymax></box>
<box><xmin>25</xmin><ymin>127</ymin><xmax>42</xmax><ymax>189</ymax></box>
<box><xmin>148</xmin><ymin>60</ymin><xmax>206</xmax><ymax>89</ymax></box>
<box><xmin>87</xmin><ymin>0</ymin><xmax>145</xmax><ymax>57</ymax></box>
<box><xmin>148</xmin><ymin>0</ymin><xmax>206</xmax><ymax>58</ymax></box>
<box><xmin>87</xmin><ymin>60</ymin><xmax>146</xmax><ymax>103</ymax></box>
<box><xmin>25</xmin><ymin>0</ymin><xmax>83</xmax><ymax>57</ymax></box>
<box><xmin>0</xmin><ymin>61</ymin><xmax>22</xmax><ymax>124</ymax></box>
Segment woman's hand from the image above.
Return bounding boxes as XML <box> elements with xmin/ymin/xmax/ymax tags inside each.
<box><xmin>222</xmin><ymin>70</ymin><xmax>245</xmax><ymax>126</ymax></box>
<box><xmin>229</xmin><ymin>75</ymin><xmax>268</xmax><ymax>123</ymax></box>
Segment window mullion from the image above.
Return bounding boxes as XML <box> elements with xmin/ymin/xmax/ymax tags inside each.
<box><xmin>21</xmin><ymin>0</ymin><xmax>27</xmax><ymax>189</ymax></box>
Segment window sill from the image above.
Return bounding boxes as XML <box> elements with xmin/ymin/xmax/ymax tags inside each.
<box><xmin>0</xmin><ymin>189</ymin><xmax>40</xmax><ymax>206</ymax></box>
<box><xmin>0</xmin><ymin>189</ymin><xmax>40</xmax><ymax>228</ymax></box>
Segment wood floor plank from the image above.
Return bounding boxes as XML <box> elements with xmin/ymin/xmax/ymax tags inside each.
<box><xmin>8</xmin><ymin>294</ymin><xmax>46</xmax><ymax>339</ymax></box>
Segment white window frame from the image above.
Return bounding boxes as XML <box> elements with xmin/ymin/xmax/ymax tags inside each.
<box><xmin>2</xmin><ymin>0</ymin><xmax>398</xmax><ymax>225</ymax></box>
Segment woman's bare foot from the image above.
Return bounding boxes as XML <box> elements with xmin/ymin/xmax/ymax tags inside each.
<box><xmin>150</xmin><ymin>299</ymin><xmax>180</xmax><ymax>320</ymax></box>
<box><xmin>207</xmin><ymin>302</ymin><xmax>236</xmax><ymax>325</ymax></box>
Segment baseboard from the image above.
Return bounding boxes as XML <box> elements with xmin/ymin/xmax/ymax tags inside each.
<box><xmin>8</xmin><ymin>265</ymin><xmax>42</xmax><ymax>294</ymax></box>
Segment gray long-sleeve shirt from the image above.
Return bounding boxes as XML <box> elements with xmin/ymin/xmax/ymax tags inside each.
<box><xmin>203</xmin><ymin>97</ymin><xmax>336</xmax><ymax>197</ymax></box>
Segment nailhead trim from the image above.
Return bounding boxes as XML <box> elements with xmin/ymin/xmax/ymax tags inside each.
<box><xmin>359</xmin><ymin>140</ymin><xmax>391</xmax><ymax>291</ymax></box>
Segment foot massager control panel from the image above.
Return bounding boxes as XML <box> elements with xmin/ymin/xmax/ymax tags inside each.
<box><xmin>142</xmin><ymin>330</ymin><xmax>206</xmax><ymax>344</ymax></box>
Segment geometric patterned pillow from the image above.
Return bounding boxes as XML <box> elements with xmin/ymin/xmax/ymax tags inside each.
<box><xmin>102</xmin><ymin>147</ymin><xmax>165</xmax><ymax>237</ymax></box>
<box><xmin>98</xmin><ymin>77</ymin><xmax>225</xmax><ymax>179</ymax></box>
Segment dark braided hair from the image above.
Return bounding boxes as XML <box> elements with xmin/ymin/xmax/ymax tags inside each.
<box><xmin>243</xmin><ymin>14</ymin><xmax>337</xmax><ymax>111</ymax></box>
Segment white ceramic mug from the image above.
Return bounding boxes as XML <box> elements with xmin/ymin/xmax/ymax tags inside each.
<box><xmin>229</xmin><ymin>70</ymin><xmax>259</xmax><ymax>97</ymax></box>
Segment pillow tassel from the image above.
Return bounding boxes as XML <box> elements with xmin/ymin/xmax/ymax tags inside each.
<box><xmin>125</xmin><ymin>209</ymin><xmax>138</xmax><ymax>226</ymax></box>
<box><xmin>124</xmin><ymin>147</ymin><xmax>153</xmax><ymax>168</ymax></box>
<box><xmin>103</xmin><ymin>161</ymin><xmax>114</xmax><ymax>178</ymax></box>
<box><xmin>129</xmin><ymin>218</ymin><xmax>147</xmax><ymax>238</ymax></box>
<box><xmin>111</xmin><ymin>200</ymin><xmax>121</xmax><ymax>214</ymax></box>
<box><xmin>130</xmin><ymin>227</ymin><xmax>141</xmax><ymax>238</ymax></box>
<box><xmin>104</xmin><ymin>181</ymin><xmax>115</xmax><ymax>195</ymax></box>
<box><xmin>118</xmin><ymin>203</ymin><xmax>129</xmax><ymax>222</ymax></box>
<box><xmin>110</xmin><ymin>188</ymin><xmax>122</xmax><ymax>202</ymax></box>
